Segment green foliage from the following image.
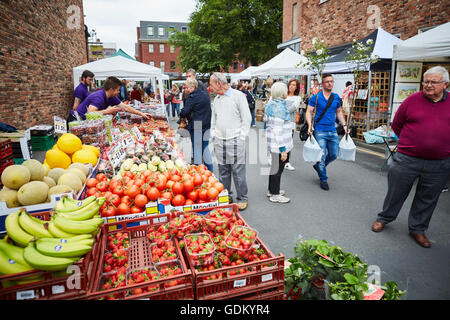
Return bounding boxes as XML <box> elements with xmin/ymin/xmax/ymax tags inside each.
<box><xmin>170</xmin><ymin>0</ymin><xmax>283</xmax><ymax>72</ymax></box>
<box><xmin>344</xmin><ymin>39</ymin><xmax>380</xmax><ymax>83</ymax></box>
<box><xmin>300</xmin><ymin>38</ymin><xmax>331</xmax><ymax>78</ymax></box>
<box><xmin>285</xmin><ymin>239</ymin><xmax>405</xmax><ymax>300</ymax></box>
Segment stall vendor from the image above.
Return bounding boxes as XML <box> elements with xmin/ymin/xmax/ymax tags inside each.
<box><xmin>68</xmin><ymin>76</ymin><xmax>150</xmax><ymax>122</ymax></box>
<box><xmin>73</xmin><ymin>70</ymin><xmax>94</xmax><ymax>110</ymax></box>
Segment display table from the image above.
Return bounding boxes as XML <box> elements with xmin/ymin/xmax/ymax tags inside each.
<box><xmin>371</xmin><ymin>130</ymin><xmax>398</xmax><ymax>169</ymax></box>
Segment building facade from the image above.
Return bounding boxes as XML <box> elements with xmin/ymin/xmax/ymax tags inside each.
<box><xmin>281</xmin><ymin>0</ymin><xmax>450</xmax><ymax>52</ymax></box>
<box><xmin>0</xmin><ymin>0</ymin><xmax>88</xmax><ymax>130</ymax></box>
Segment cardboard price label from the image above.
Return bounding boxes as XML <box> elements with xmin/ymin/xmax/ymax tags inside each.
<box><xmin>120</xmin><ymin>132</ymin><xmax>135</xmax><ymax>150</ymax></box>
<box><xmin>54</xmin><ymin>116</ymin><xmax>67</xmax><ymax>134</ymax></box>
<box><xmin>131</xmin><ymin>126</ymin><xmax>143</xmax><ymax>141</ymax></box>
<box><xmin>107</xmin><ymin>143</ymin><xmax>126</xmax><ymax>168</ymax></box>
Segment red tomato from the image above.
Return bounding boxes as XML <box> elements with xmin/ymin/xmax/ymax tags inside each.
<box><xmin>198</xmin><ymin>189</ymin><xmax>209</xmax><ymax>201</ymax></box>
<box><xmin>108</xmin><ymin>194</ymin><xmax>121</xmax><ymax>207</ymax></box>
<box><xmin>87</xmin><ymin>187</ymin><xmax>97</xmax><ymax>197</ymax></box>
<box><xmin>96</xmin><ymin>173</ymin><xmax>108</xmax><ymax>182</ymax></box>
<box><xmin>146</xmin><ymin>187</ymin><xmax>160</xmax><ymax>201</ymax></box>
<box><xmin>86</xmin><ymin>178</ymin><xmax>98</xmax><ymax>188</ymax></box>
<box><xmin>172</xmin><ymin>182</ymin><xmax>184</xmax><ymax>195</ymax></box>
<box><xmin>183</xmin><ymin>179</ymin><xmax>194</xmax><ymax>193</ymax></box>
<box><xmin>117</xmin><ymin>203</ymin><xmax>131</xmax><ymax>215</ymax></box>
<box><xmin>169</xmin><ymin>168</ymin><xmax>179</xmax><ymax>177</ymax></box>
<box><xmin>112</xmin><ymin>185</ymin><xmax>124</xmax><ymax>197</ymax></box>
<box><xmin>207</xmin><ymin>187</ymin><xmax>219</xmax><ymax>200</ymax></box>
<box><xmin>155</xmin><ymin>175</ymin><xmax>167</xmax><ymax>191</ymax></box>
<box><xmin>187</xmin><ymin>190</ymin><xmax>198</xmax><ymax>202</ymax></box>
<box><xmin>109</xmin><ymin>179</ymin><xmax>121</xmax><ymax>191</ymax></box>
<box><xmin>185</xmin><ymin>199</ymin><xmax>194</xmax><ymax>206</ymax></box>
<box><xmin>121</xmin><ymin>195</ymin><xmax>132</xmax><ymax>206</ymax></box>
<box><xmin>214</xmin><ymin>182</ymin><xmax>224</xmax><ymax>193</ymax></box>
<box><xmin>134</xmin><ymin>194</ymin><xmax>148</xmax><ymax>208</ymax></box>
<box><xmin>142</xmin><ymin>170</ymin><xmax>152</xmax><ymax>178</ymax></box>
<box><xmin>161</xmin><ymin>191</ymin><xmax>173</xmax><ymax>201</ymax></box>
<box><xmin>130</xmin><ymin>206</ymin><xmax>143</xmax><ymax>214</ymax></box>
<box><xmin>104</xmin><ymin>191</ymin><xmax>113</xmax><ymax>199</ymax></box>
<box><xmin>124</xmin><ymin>171</ymin><xmax>134</xmax><ymax>179</ymax></box>
<box><xmin>170</xmin><ymin>174</ymin><xmax>181</xmax><ymax>182</ymax></box>
<box><xmin>193</xmin><ymin>174</ymin><xmax>203</xmax><ymax>186</ymax></box>
<box><xmin>126</xmin><ymin>185</ymin><xmax>140</xmax><ymax>199</ymax></box>
<box><xmin>172</xmin><ymin>194</ymin><xmax>185</xmax><ymax>207</ymax></box>
<box><xmin>96</xmin><ymin>181</ymin><xmax>109</xmax><ymax>192</ymax></box>
<box><xmin>134</xmin><ymin>179</ymin><xmax>144</xmax><ymax>188</ymax></box>
<box><xmin>166</xmin><ymin>180</ymin><xmax>174</xmax><ymax>190</ymax></box>
<box><xmin>101</xmin><ymin>204</ymin><xmax>116</xmax><ymax>217</ymax></box>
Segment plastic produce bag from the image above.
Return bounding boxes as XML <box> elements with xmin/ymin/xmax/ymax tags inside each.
<box><xmin>338</xmin><ymin>135</ymin><xmax>356</xmax><ymax>161</ymax></box>
<box><xmin>303</xmin><ymin>136</ymin><xmax>323</xmax><ymax>162</ymax></box>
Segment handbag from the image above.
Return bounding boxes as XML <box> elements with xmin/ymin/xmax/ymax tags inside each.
<box><xmin>299</xmin><ymin>92</ymin><xmax>335</xmax><ymax>141</ymax></box>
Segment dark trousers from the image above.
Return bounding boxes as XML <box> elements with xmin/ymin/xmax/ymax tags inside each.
<box><xmin>377</xmin><ymin>152</ymin><xmax>450</xmax><ymax>234</ymax></box>
<box><xmin>268</xmin><ymin>151</ymin><xmax>290</xmax><ymax>195</ymax></box>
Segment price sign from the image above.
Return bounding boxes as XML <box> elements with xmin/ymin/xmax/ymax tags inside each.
<box><xmin>107</xmin><ymin>142</ymin><xmax>126</xmax><ymax>168</ymax></box>
<box><xmin>54</xmin><ymin>116</ymin><xmax>67</xmax><ymax>134</ymax></box>
<box><xmin>131</xmin><ymin>126</ymin><xmax>143</xmax><ymax>141</ymax></box>
<box><xmin>111</xmin><ymin>128</ymin><xmax>122</xmax><ymax>141</ymax></box>
<box><xmin>120</xmin><ymin>132</ymin><xmax>135</xmax><ymax>150</ymax></box>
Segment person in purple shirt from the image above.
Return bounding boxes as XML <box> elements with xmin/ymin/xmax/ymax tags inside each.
<box><xmin>68</xmin><ymin>76</ymin><xmax>150</xmax><ymax>122</ymax></box>
<box><xmin>73</xmin><ymin>70</ymin><xmax>94</xmax><ymax>111</ymax></box>
<box><xmin>372</xmin><ymin>66</ymin><xmax>450</xmax><ymax>248</ymax></box>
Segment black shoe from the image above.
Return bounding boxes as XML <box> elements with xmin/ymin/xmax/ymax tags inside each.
<box><xmin>319</xmin><ymin>181</ymin><xmax>329</xmax><ymax>191</ymax></box>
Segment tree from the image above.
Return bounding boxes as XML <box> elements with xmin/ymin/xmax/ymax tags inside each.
<box><xmin>170</xmin><ymin>0</ymin><xmax>283</xmax><ymax>72</ymax></box>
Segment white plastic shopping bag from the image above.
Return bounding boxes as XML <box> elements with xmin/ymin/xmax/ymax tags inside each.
<box><xmin>338</xmin><ymin>135</ymin><xmax>356</xmax><ymax>161</ymax></box>
<box><xmin>303</xmin><ymin>135</ymin><xmax>324</xmax><ymax>162</ymax></box>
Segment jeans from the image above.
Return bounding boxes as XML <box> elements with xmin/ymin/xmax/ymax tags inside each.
<box><xmin>190</xmin><ymin>128</ymin><xmax>213</xmax><ymax>172</ymax></box>
<box><xmin>164</xmin><ymin>104</ymin><xmax>170</xmax><ymax>120</ymax></box>
<box><xmin>171</xmin><ymin>102</ymin><xmax>180</xmax><ymax>117</ymax></box>
<box><xmin>313</xmin><ymin>130</ymin><xmax>339</xmax><ymax>182</ymax></box>
<box><xmin>250</xmin><ymin>108</ymin><xmax>256</xmax><ymax>126</ymax></box>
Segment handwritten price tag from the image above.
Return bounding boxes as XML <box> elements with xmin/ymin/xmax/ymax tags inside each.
<box><xmin>54</xmin><ymin>116</ymin><xmax>67</xmax><ymax>134</ymax></box>
<box><xmin>131</xmin><ymin>126</ymin><xmax>143</xmax><ymax>141</ymax></box>
<box><xmin>107</xmin><ymin>143</ymin><xmax>126</xmax><ymax>168</ymax></box>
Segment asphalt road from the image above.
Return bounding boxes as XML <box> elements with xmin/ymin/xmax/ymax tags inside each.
<box><xmin>209</xmin><ymin>121</ymin><xmax>449</xmax><ymax>300</ymax></box>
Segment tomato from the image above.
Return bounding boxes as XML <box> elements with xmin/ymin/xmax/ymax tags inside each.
<box><xmin>182</xmin><ymin>173</ymin><xmax>192</xmax><ymax>181</ymax></box>
<box><xmin>108</xmin><ymin>194</ymin><xmax>121</xmax><ymax>207</ymax></box>
<box><xmin>86</xmin><ymin>178</ymin><xmax>98</xmax><ymax>188</ymax></box>
<box><xmin>122</xmin><ymin>176</ymin><xmax>131</xmax><ymax>184</ymax></box>
<box><xmin>169</xmin><ymin>168</ymin><xmax>179</xmax><ymax>177</ymax></box>
<box><xmin>208</xmin><ymin>176</ymin><xmax>218</xmax><ymax>184</ymax></box>
<box><xmin>101</xmin><ymin>204</ymin><xmax>116</xmax><ymax>217</ymax></box>
<box><xmin>187</xmin><ymin>190</ymin><xmax>198</xmax><ymax>202</ymax></box>
<box><xmin>96</xmin><ymin>173</ymin><xmax>108</xmax><ymax>182</ymax></box>
<box><xmin>109</xmin><ymin>179</ymin><xmax>121</xmax><ymax>191</ymax></box>
<box><xmin>104</xmin><ymin>191</ymin><xmax>113</xmax><ymax>199</ymax></box>
<box><xmin>142</xmin><ymin>170</ymin><xmax>152</xmax><ymax>178</ymax></box>
<box><xmin>155</xmin><ymin>175</ymin><xmax>167</xmax><ymax>191</ymax></box>
<box><xmin>185</xmin><ymin>199</ymin><xmax>194</xmax><ymax>206</ymax></box>
<box><xmin>214</xmin><ymin>182</ymin><xmax>224</xmax><ymax>193</ymax></box>
<box><xmin>183</xmin><ymin>179</ymin><xmax>194</xmax><ymax>193</ymax></box>
<box><xmin>161</xmin><ymin>191</ymin><xmax>173</xmax><ymax>201</ymax></box>
<box><xmin>134</xmin><ymin>194</ymin><xmax>148</xmax><ymax>208</ymax></box>
<box><xmin>117</xmin><ymin>203</ymin><xmax>131</xmax><ymax>215</ymax></box>
<box><xmin>172</xmin><ymin>182</ymin><xmax>184</xmax><ymax>195</ymax></box>
<box><xmin>121</xmin><ymin>195</ymin><xmax>132</xmax><ymax>206</ymax></box>
<box><xmin>170</xmin><ymin>174</ymin><xmax>181</xmax><ymax>182</ymax></box>
<box><xmin>166</xmin><ymin>180</ymin><xmax>174</xmax><ymax>190</ymax></box>
<box><xmin>146</xmin><ymin>187</ymin><xmax>160</xmax><ymax>201</ymax></box>
<box><xmin>207</xmin><ymin>187</ymin><xmax>219</xmax><ymax>201</ymax></box>
<box><xmin>193</xmin><ymin>174</ymin><xmax>203</xmax><ymax>186</ymax></box>
<box><xmin>172</xmin><ymin>194</ymin><xmax>185</xmax><ymax>207</ymax></box>
<box><xmin>198</xmin><ymin>189</ymin><xmax>209</xmax><ymax>201</ymax></box>
<box><xmin>126</xmin><ymin>185</ymin><xmax>140</xmax><ymax>199</ymax></box>
<box><xmin>96</xmin><ymin>181</ymin><xmax>109</xmax><ymax>192</ymax></box>
<box><xmin>134</xmin><ymin>179</ymin><xmax>144</xmax><ymax>188</ymax></box>
<box><xmin>124</xmin><ymin>171</ymin><xmax>134</xmax><ymax>179</ymax></box>
<box><xmin>87</xmin><ymin>187</ymin><xmax>97</xmax><ymax>197</ymax></box>
<box><xmin>130</xmin><ymin>206</ymin><xmax>144</xmax><ymax>214</ymax></box>
<box><xmin>112</xmin><ymin>185</ymin><xmax>124</xmax><ymax>197</ymax></box>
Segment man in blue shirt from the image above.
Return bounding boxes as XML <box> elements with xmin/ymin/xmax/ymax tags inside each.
<box><xmin>305</xmin><ymin>74</ymin><xmax>349</xmax><ymax>191</ymax></box>
<box><xmin>72</xmin><ymin>70</ymin><xmax>94</xmax><ymax>111</ymax></box>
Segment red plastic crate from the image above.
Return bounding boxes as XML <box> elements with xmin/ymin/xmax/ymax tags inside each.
<box><xmin>0</xmin><ymin>155</ymin><xmax>14</xmax><ymax>175</ymax></box>
<box><xmin>0</xmin><ymin>211</ymin><xmax>101</xmax><ymax>300</ymax></box>
<box><xmin>86</xmin><ymin>214</ymin><xmax>194</xmax><ymax>300</ymax></box>
<box><xmin>0</xmin><ymin>140</ymin><xmax>13</xmax><ymax>160</ymax></box>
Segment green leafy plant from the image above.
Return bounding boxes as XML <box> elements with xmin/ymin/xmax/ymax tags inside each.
<box><xmin>299</xmin><ymin>37</ymin><xmax>331</xmax><ymax>79</ymax></box>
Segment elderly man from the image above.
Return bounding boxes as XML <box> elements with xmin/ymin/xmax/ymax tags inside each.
<box><xmin>209</xmin><ymin>72</ymin><xmax>252</xmax><ymax>210</ymax></box>
<box><xmin>372</xmin><ymin>66</ymin><xmax>450</xmax><ymax>248</ymax></box>
<box><xmin>180</xmin><ymin>78</ymin><xmax>213</xmax><ymax>172</ymax></box>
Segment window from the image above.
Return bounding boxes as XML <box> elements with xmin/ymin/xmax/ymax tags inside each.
<box><xmin>292</xmin><ymin>3</ymin><xmax>298</xmax><ymax>36</ymax></box>
<box><xmin>181</xmin><ymin>26</ymin><xmax>188</xmax><ymax>33</ymax></box>
<box><xmin>159</xmin><ymin>44</ymin><xmax>165</xmax><ymax>53</ymax></box>
<box><xmin>149</xmin><ymin>44</ymin><xmax>154</xmax><ymax>53</ymax></box>
<box><xmin>168</xmin><ymin>27</ymin><xmax>175</xmax><ymax>36</ymax></box>
<box><xmin>158</xmin><ymin>26</ymin><xmax>165</xmax><ymax>36</ymax></box>
<box><xmin>147</xmin><ymin>26</ymin><xmax>153</xmax><ymax>36</ymax></box>
<box><xmin>170</xmin><ymin>46</ymin><xmax>175</xmax><ymax>53</ymax></box>
<box><xmin>170</xmin><ymin>61</ymin><xmax>176</xmax><ymax>70</ymax></box>
<box><xmin>160</xmin><ymin>61</ymin><xmax>165</xmax><ymax>71</ymax></box>
<box><xmin>149</xmin><ymin>61</ymin><xmax>155</xmax><ymax>66</ymax></box>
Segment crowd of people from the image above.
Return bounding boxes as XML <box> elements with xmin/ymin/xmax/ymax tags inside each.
<box><xmin>68</xmin><ymin>66</ymin><xmax>449</xmax><ymax>248</ymax></box>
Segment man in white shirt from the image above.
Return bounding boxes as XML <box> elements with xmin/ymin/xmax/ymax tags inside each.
<box><xmin>209</xmin><ymin>72</ymin><xmax>252</xmax><ymax>210</ymax></box>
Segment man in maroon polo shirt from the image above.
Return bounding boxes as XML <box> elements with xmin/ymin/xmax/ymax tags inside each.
<box><xmin>371</xmin><ymin>66</ymin><xmax>450</xmax><ymax>248</ymax></box>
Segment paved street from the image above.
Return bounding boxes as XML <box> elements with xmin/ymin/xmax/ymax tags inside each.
<box><xmin>206</xmin><ymin>121</ymin><xmax>450</xmax><ymax>300</ymax></box>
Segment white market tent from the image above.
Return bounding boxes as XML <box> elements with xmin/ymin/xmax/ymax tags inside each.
<box><xmin>230</xmin><ymin>66</ymin><xmax>259</xmax><ymax>82</ymax></box>
<box><xmin>73</xmin><ymin>55</ymin><xmax>169</xmax><ymax>104</ymax></box>
<box><xmin>392</xmin><ymin>22</ymin><xmax>450</xmax><ymax>61</ymax></box>
<box><xmin>323</xmin><ymin>27</ymin><xmax>403</xmax><ymax>74</ymax></box>
<box><xmin>251</xmin><ymin>48</ymin><xmax>313</xmax><ymax>77</ymax></box>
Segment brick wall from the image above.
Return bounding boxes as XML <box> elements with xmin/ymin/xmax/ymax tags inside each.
<box><xmin>283</xmin><ymin>0</ymin><xmax>450</xmax><ymax>51</ymax></box>
<box><xmin>0</xmin><ymin>0</ymin><xmax>87</xmax><ymax>130</ymax></box>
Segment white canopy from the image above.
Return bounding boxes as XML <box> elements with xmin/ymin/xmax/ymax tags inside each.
<box><xmin>230</xmin><ymin>66</ymin><xmax>259</xmax><ymax>82</ymax></box>
<box><xmin>323</xmin><ymin>27</ymin><xmax>403</xmax><ymax>74</ymax></box>
<box><xmin>73</xmin><ymin>55</ymin><xmax>168</xmax><ymax>89</ymax></box>
<box><xmin>251</xmin><ymin>48</ymin><xmax>313</xmax><ymax>77</ymax></box>
<box><xmin>393</xmin><ymin>22</ymin><xmax>450</xmax><ymax>61</ymax></box>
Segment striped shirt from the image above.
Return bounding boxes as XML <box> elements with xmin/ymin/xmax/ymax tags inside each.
<box><xmin>265</xmin><ymin>114</ymin><xmax>294</xmax><ymax>154</ymax></box>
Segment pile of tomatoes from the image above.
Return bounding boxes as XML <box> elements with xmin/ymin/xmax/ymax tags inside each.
<box><xmin>85</xmin><ymin>164</ymin><xmax>225</xmax><ymax>217</ymax></box>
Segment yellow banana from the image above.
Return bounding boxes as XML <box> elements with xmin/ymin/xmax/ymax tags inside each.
<box><xmin>18</xmin><ymin>211</ymin><xmax>53</xmax><ymax>238</ymax></box>
<box><xmin>36</xmin><ymin>238</ymin><xmax>92</xmax><ymax>258</ymax></box>
<box><xmin>47</xmin><ymin>219</ymin><xmax>78</xmax><ymax>238</ymax></box>
<box><xmin>37</xmin><ymin>234</ymin><xmax>94</xmax><ymax>246</ymax></box>
<box><xmin>0</xmin><ymin>248</ymin><xmax>35</xmax><ymax>275</ymax></box>
<box><xmin>5</xmin><ymin>210</ymin><xmax>34</xmax><ymax>247</ymax></box>
<box><xmin>23</xmin><ymin>242</ymin><xmax>76</xmax><ymax>272</ymax></box>
<box><xmin>53</xmin><ymin>215</ymin><xmax>103</xmax><ymax>234</ymax></box>
<box><xmin>0</xmin><ymin>238</ymin><xmax>30</xmax><ymax>266</ymax></box>
<box><xmin>55</xmin><ymin>196</ymin><xmax>97</xmax><ymax>213</ymax></box>
<box><xmin>56</xmin><ymin>197</ymin><xmax>105</xmax><ymax>221</ymax></box>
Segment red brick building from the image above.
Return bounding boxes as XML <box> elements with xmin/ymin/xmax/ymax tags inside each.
<box><xmin>135</xmin><ymin>20</ymin><xmax>247</xmax><ymax>78</ymax></box>
<box><xmin>280</xmin><ymin>0</ymin><xmax>450</xmax><ymax>52</ymax></box>
<box><xmin>0</xmin><ymin>0</ymin><xmax>88</xmax><ymax>130</ymax></box>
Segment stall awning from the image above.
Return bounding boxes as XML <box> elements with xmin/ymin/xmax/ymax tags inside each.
<box><xmin>251</xmin><ymin>48</ymin><xmax>313</xmax><ymax>77</ymax></box>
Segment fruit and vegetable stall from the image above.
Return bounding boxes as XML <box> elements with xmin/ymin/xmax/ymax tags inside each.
<box><xmin>0</xmin><ymin>104</ymin><xmax>404</xmax><ymax>300</ymax></box>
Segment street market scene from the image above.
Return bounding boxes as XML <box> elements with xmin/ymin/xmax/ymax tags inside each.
<box><xmin>0</xmin><ymin>0</ymin><xmax>449</xmax><ymax>305</ymax></box>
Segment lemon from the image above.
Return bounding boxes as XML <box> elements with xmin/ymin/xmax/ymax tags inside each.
<box><xmin>57</xmin><ymin>133</ymin><xmax>82</xmax><ymax>154</ymax></box>
<box><xmin>71</xmin><ymin>149</ymin><xmax>98</xmax><ymax>167</ymax></box>
<box><xmin>82</xmin><ymin>144</ymin><xmax>100</xmax><ymax>158</ymax></box>
<box><xmin>45</xmin><ymin>149</ymin><xmax>72</xmax><ymax>169</ymax></box>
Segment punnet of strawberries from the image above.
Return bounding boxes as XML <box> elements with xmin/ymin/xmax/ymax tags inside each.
<box><xmin>150</xmin><ymin>239</ymin><xmax>178</xmax><ymax>263</ymax></box>
<box><xmin>146</xmin><ymin>223</ymin><xmax>170</xmax><ymax>243</ymax></box>
<box><xmin>99</xmin><ymin>266</ymin><xmax>127</xmax><ymax>300</ymax></box>
<box><xmin>169</xmin><ymin>212</ymin><xmax>202</xmax><ymax>239</ymax></box>
<box><xmin>183</xmin><ymin>233</ymin><xmax>216</xmax><ymax>267</ymax></box>
<box><xmin>127</xmin><ymin>267</ymin><xmax>161</xmax><ymax>295</ymax></box>
<box><xmin>107</xmin><ymin>232</ymin><xmax>130</xmax><ymax>252</ymax></box>
<box><xmin>224</xmin><ymin>225</ymin><xmax>258</xmax><ymax>260</ymax></box>
<box><xmin>155</xmin><ymin>261</ymin><xmax>185</xmax><ymax>288</ymax></box>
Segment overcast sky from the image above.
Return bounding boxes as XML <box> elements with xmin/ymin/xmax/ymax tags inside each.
<box><xmin>83</xmin><ymin>0</ymin><xmax>197</xmax><ymax>57</ymax></box>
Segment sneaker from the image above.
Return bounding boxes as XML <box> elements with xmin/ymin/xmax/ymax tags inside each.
<box><xmin>442</xmin><ymin>186</ymin><xmax>448</xmax><ymax>193</ymax></box>
<box><xmin>269</xmin><ymin>194</ymin><xmax>290</xmax><ymax>203</ymax></box>
<box><xmin>319</xmin><ymin>181</ymin><xmax>329</xmax><ymax>191</ymax></box>
<box><xmin>285</xmin><ymin>163</ymin><xmax>295</xmax><ymax>171</ymax></box>
<box><xmin>267</xmin><ymin>190</ymin><xmax>285</xmax><ymax>197</ymax></box>
<box><xmin>237</xmin><ymin>202</ymin><xmax>248</xmax><ymax>211</ymax></box>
